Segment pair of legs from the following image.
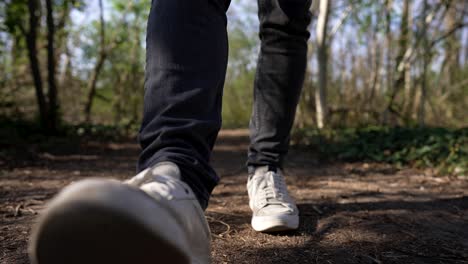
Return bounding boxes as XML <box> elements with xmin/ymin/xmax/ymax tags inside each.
<box><xmin>138</xmin><ymin>0</ymin><xmax>312</xmax><ymax>210</ymax></box>
<box><xmin>28</xmin><ymin>1</ymin><xmax>312</xmax><ymax>263</ymax></box>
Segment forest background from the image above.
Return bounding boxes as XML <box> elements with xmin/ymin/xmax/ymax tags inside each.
<box><xmin>1</xmin><ymin>0</ymin><xmax>467</xmax><ymax>175</ymax></box>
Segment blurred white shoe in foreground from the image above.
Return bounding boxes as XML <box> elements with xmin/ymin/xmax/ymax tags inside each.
<box><xmin>247</xmin><ymin>166</ymin><xmax>299</xmax><ymax>232</ymax></box>
<box><xmin>29</xmin><ymin>162</ymin><xmax>211</xmax><ymax>264</ymax></box>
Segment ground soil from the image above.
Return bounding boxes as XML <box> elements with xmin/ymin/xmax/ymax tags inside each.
<box><xmin>1</xmin><ymin>129</ymin><xmax>467</xmax><ymax>263</ymax></box>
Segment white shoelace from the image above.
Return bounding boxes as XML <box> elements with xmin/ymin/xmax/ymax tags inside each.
<box><xmin>257</xmin><ymin>171</ymin><xmax>288</xmax><ymax>205</ymax></box>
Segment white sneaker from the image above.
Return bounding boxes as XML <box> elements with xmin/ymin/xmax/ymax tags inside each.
<box><xmin>29</xmin><ymin>162</ymin><xmax>211</xmax><ymax>264</ymax></box>
<box><xmin>247</xmin><ymin>166</ymin><xmax>299</xmax><ymax>232</ymax></box>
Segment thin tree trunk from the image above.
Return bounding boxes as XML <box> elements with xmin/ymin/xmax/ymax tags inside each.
<box><xmin>84</xmin><ymin>0</ymin><xmax>106</xmax><ymax>123</ymax></box>
<box><xmin>367</xmin><ymin>11</ymin><xmax>382</xmax><ymax>108</ymax></box>
<box><xmin>55</xmin><ymin>1</ymin><xmax>73</xmax><ymax>85</ymax></box>
<box><xmin>26</xmin><ymin>0</ymin><xmax>48</xmax><ymax>129</ymax></box>
<box><xmin>418</xmin><ymin>0</ymin><xmax>430</xmax><ymax>126</ymax></box>
<box><xmin>396</xmin><ymin>0</ymin><xmax>412</xmax><ymax>123</ymax></box>
<box><xmin>45</xmin><ymin>0</ymin><xmax>58</xmax><ymax>132</ymax></box>
<box><xmin>367</xmin><ymin>37</ymin><xmax>381</xmax><ymax>106</ymax></box>
<box><xmin>315</xmin><ymin>0</ymin><xmax>330</xmax><ymax>129</ymax></box>
<box><xmin>59</xmin><ymin>48</ymin><xmax>71</xmax><ymax>86</ymax></box>
<box><xmin>381</xmin><ymin>0</ymin><xmax>394</xmax><ymax>124</ymax></box>
<box><xmin>338</xmin><ymin>48</ymin><xmax>346</xmax><ymax>108</ymax></box>
<box><xmin>129</xmin><ymin>15</ymin><xmax>142</xmax><ymax>126</ymax></box>
<box><xmin>385</xmin><ymin>0</ymin><xmax>440</xmax><ymax>124</ymax></box>
<box><xmin>444</xmin><ymin>3</ymin><xmax>461</xmax><ymax>88</ymax></box>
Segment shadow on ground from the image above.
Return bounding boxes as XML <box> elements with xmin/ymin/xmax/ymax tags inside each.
<box><xmin>1</xmin><ymin>129</ymin><xmax>467</xmax><ymax>263</ymax></box>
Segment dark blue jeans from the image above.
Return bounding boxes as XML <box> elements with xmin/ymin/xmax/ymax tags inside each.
<box><xmin>138</xmin><ymin>0</ymin><xmax>312</xmax><ymax>210</ymax></box>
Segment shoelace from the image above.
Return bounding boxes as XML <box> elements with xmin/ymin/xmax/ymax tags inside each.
<box><xmin>258</xmin><ymin>171</ymin><xmax>288</xmax><ymax>204</ymax></box>
<box><xmin>127</xmin><ymin>169</ymin><xmax>182</xmax><ymax>193</ymax></box>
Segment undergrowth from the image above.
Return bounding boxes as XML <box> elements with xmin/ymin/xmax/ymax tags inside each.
<box><xmin>0</xmin><ymin>118</ymin><xmax>134</xmax><ymax>141</ymax></box>
<box><xmin>293</xmin><ymin>126</ymin><xmax>468</xmax><ymax>177</ymax></box>
<box><xmin>2</xmin><ymin>118</ymin><xmax>467</xmax><ymax>177</ymax></box>
<box><xmin>0</xmin><ymin>118</ymin><xmax>134</xmax><ymax>160</ymax></box>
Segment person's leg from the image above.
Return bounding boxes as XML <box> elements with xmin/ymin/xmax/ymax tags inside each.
<box><xmin>247</xmin><ymin>0</ymin><xmax>312</xmax><ymax>232</ymax></box>
<box><xmin>29</xmin><ymin>1</ymin><xmax>231</xmax><ymax>263</ymax></box>
<box><xmin>138</xmin><ymin>0</ymin><xmax>231</xmax><ymax>210</ymax></box>
<box><xmin>248</xmin><ymin>0</ymin><xmax>312</xmax><ymax>169</ymax></box>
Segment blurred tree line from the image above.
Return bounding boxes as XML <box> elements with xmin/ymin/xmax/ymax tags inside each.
<box><xmin>1</xmin><ymin>0</ymin><xmax>148</xmax><ymax>133</ymax></box>
<box><xmin>299</xmin><ymin>0</ymin><xmax>468</xmax><ymax>130</ymax></box>
<box><xmin>0</xmin><ymin>0</ymin><xmax>467</xmax><ymax>133</ymax></box>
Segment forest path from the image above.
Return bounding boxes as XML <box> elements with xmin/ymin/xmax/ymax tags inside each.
<box><xmin>1</xmin><ymin>130</ymin><xmax>467</xmax><ymax>263</ymax></box>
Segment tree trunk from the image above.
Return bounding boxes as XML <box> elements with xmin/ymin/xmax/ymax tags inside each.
<box><xmin>444</xmin><ymin>3</ymin><xmax>461</xmax><ymax>88</ymax></box>
<box><xmin>84</xmin><ymin>0</ymin><xmax>106</xmax><ymax>123</ymax></box>
<box><xmin>26</xmin><ymin>0</ymin><xmax>48</xmax><ymax>129</ymax></box>
<box><xmin>45</xmin><ymin>0</ymin><xmax>58</xmax><ymax>133</ymax></box>
<box><xmin>418</xmin><ymin>0</ymin><xmax>430</xmax><ymax>126</ymax></box>
<box><xmin>381</xmin><ymin>0</ymin><xmax>394</xmax><ymax>124</ymax></box>
<box><xmin>398</xmin><ymin>0</ymin><xmax>413</xmax><ymax>123</ymax></box>
<box><xmin>385</xmin><ymin>0</ymin><xmax>440</xmax><ymax>124</ymax></box>
<box><xmin>315</xmin><ymin>0</ymin><xmax>330</xmax><ymax>129</ymax></box>
<box><xmin>367</xmin><ymin>35</ymin><xmax>381</xmax><ymax>108</ymax></box>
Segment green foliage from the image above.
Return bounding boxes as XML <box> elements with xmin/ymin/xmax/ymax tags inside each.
<box><xmin>4</xmin><ymin>0</ymin><xmax>28</xmax><ymax>37</ymax></box>
<box><xmin>222</xmin><ymin>68</ymin><xmax>255</xmax><ymax>128</ymax></box>
<box><xmin>0</xmin><ymin>117</ymin><xmax>136</xmax><ymax>163</ymax></box>
<box><xmin>0</xmin><ymin>117</ymin><xmax>132</xmax><ymax>146</ymax></box>
<box><xmin>75</xmin><ymin>0</ymin><xmax>149</xmax><ymax>125</ymax></box>
<box><xmin>222</xmin><ymin>24</ymin><xmax>258</xmax><ymax>128</ymax></box>
<box><xmin>293</xmin><ymin>126</ymin><xmax>468</xmax><ymax>176</ymax></box>
<box><xmin>1</xmin><ymin>0</ymin><xmax>467</xmax><ymax>131</ymax></box>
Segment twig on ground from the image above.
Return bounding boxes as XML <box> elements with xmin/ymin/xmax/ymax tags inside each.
<box><xmin>14</xmin><ymin>204</ymin><xmax>22</xmax><ymax>217</ymax></box>
<box><xmin>206</xmin><ymin>216</ymin><xmax>232</xmax><ymax>239</ymax></box>
<box><xmin>399</xmin><ymin>229</ymin><xmax>418</xmax><ymax>239</ymax></box>
<box><xmin>364</xmin><ymin>255</ymin><xmax>382</xmax><ymax>264</ymax></box>
<box><xmin>312</xmin><ymin>205</ymin><xmax>324</xmax><ymax>215</ymax></box>
<box><xmin>8</xmin><ymin>203</ymin><xmax>38</xmax><ymax>217</ymax></box>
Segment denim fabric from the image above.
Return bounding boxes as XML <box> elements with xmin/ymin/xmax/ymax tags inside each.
<box><xmin>138</xmin><ymin>0</ymin><xmax>311</xmax><ymax>210</ymax></box>
<box><xmin>248</xmin><ymin>0</ymin><xmax>312</xmax><ymax>168</ymax></box>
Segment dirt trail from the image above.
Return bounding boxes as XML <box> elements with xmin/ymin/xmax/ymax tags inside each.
<box><xmin>1</xmin><ymin>130</ymin><xmax>468</xmax><ymax>263</ymax></box>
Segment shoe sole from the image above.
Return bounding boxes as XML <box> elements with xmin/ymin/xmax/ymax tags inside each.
<box><xmin>29</xmin><ymin>179</ymin><xmax>190</xmax><ymax>264</ymax></box>
<box><xmin>251</xmin><ymin>214</ymin><xmax>299</xmax><ymax>232</ymax></box>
